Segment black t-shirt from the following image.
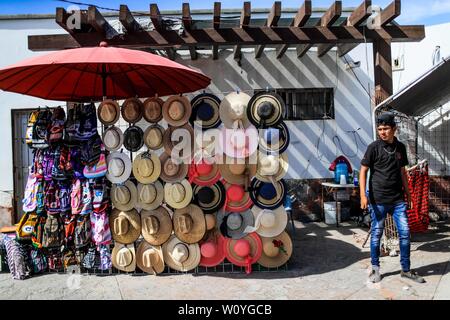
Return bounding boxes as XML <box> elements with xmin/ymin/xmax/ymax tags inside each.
<box><xmin>361</xmin><ymin>137</ymin><xmax>409</xmax><ymax>205</ymax></box>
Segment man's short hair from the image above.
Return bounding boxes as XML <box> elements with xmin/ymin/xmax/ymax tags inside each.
<box><xmin>377</xmin><ymin>112</ymin><xmax>396</xmax><ymax>127</ymax></box>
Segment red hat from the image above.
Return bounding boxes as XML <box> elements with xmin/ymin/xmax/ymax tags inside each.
<box><xmin>224</xmin><ymin>232</ymin><xmax>262</xmax><ymax>274</ymax></box>
<box><xmin>223</xmin><ymin>180</ymin><xmax>253</xmax><ymax>212</ymax></box>
<box><xmin>199</xmin><ymin>234</ymin><xmax>226</xmax><ymax>267</ymax></box>
<box><xmin>188</xmin><ymin>159</ymin><xmax>221</xmax><ymax>186</ymax></box>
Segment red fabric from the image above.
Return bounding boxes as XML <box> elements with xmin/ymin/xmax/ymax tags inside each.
<box><xmin>329</xmin><ymin>155</ymin><xmax>353</xmax><ymax>173</ymax></box>
<box><xmin>406</xmin><ymin>163</ymin><xmax>430</xmax><ymax>233</ymax></box>
<box><xmin>0</xmin><ymin>44</ymin><xmax>210</xmax><ymax>102</ymax></box>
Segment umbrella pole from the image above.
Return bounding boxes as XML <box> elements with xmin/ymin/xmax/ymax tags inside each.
<box><xmin>102</xmin><ymin>64</ymin><xmax>107</xmax><ymax>100</ymax></box>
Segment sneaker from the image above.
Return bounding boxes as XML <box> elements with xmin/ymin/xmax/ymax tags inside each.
<box><xmin>369</xmin><ymin>268</ymin><xmax>381</xmax><ymax>283</ymax></box>
<box><xmin>401</xmin><ymin>271</ymin><xmax>426</xmax><ymax>283</ymax></box>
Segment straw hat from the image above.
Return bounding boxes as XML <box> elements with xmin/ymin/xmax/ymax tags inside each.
<box><xmin>136</xmin><ymin>241</ymin><xmax>165</xmax><ymax>274</ymax></box>
<box><xmin>106</xmin><ymin>152</ymin><xmax>132</xmax><ymax>184</ymax></box>
<box><xmin>111</xmin><ymin>180</ymin><xmax>137</xmax><ymax>212</ymax></box>
<box><xmin>121</xmin><ymin>98</ymin><xmax>143</xmax><ymax>124</ymax></box>
<box><xmin>258</xmin><ymin>122</ymin><xmax>290</xmax><ymax>155</ymax></box>
<box><xmin>247</xmin><ymin>92</ymin><xmax>284</xmax><ymax>128</ymax></box>
<box><xmin>219</xmin><ymin>92</ymin><xmax>252</xmax><ymax>129</ymax></box>
<box><xmin>188</xmin><ymin>159</ymin><xmax>221</xmax><ymax>186</ymax></box>
<box><xmin>217</xmin><ymin>210</ymin><xmax>254</xmax><ymax>239</ymax></box>
<box><xmin>162</xmin><ymin>95</ymin><xmax>192</xmax><ymax>127</ymax></box>
<box><xmin>189</xmin><ymin>93</ymin><xmax>222</xmax><ymax>130</ymax></box>
<box><xmin>162</xmin><ymin>124</ymin><xmax>194</xmax><ymax>160</ymax></box>
<box><xmin>109</xmin><ymin>208</ymin><xmax>141</xmax><ymax>244</ymax></box>
<box><xmin>223</xmin><ymin>180</ymin><xmax>253</xmax><ymax>212</ymax></box>
<box><xmin>220</xmin><ymin>126</ymin><xmax>259</xmax><ymax>159</ymax></box>
<box><xmin>218</xmin><ymin>156</ymin><xmax>257</xmax><ymax>186</ymax></box>
<box><xmin>192</xmin><ymin>182</ymin><xmax>226</xmax><ymax>214</ymax></box>
<box><xmin>245</xmin><ymin>206</ymin><xmax>288</xmax><ymax>238</ymax></box>
<box><xmin>112</xmin><ymin>243</ymin><xmax>136</xmax><ymax>272</ymax></box>
<box><xmin>173</xmin><ymin>204</ymin><xmax>206</xmax><ymax>244</ymax></box>
<box><xmin>164</xmin><ymin>179</ymin><xmax>193</xmax><ymax>209</ymax></box>
<box><xmin>223</xmin><ymin>232</ymin><xmax>263</xmax><ymax>270</ymax></box>
<box><xmin>141</xmin><ymin>206</ymin><xmax>173</xmax><ymax>246</ymax></box>
<box><xmin>162</xmin><ymin>235</ymin><xmax>201</xmax><ymax>272</ymax></box>
<box><xmin>123</xmin><ymin>126</ymin><xmax>144</xmax><ymax>152</ymax></box>
<box><xmin>143</xmin><ymin>96</ymin><xmax>164</xmax><ymax>123</ymax></box>
<box><xmin>249</xmin><ymin>178</ymin><xmax>287</xmax><ymax>210</ymax></box>
<box><xmin>256</xmin><ymin>152</ymin><xmax>289</xmax><ymax>182</ymax></box>
<box><xmin>137</xmin><ymin>181</ymin><xmax>164</xmax><ymax>210</ymax></box>
<box><xmin>257</xmin><ymin>231</ymin><xmax>293</xmax><ymax>268</ymax></box>
<box><xmin>98</xmin><ymin>100</ymin><xmax>120</xmax><ymax>126</ymax></box>
<box><xmin>102</xmin><ymin>126</ymin><xmax>124</xmax><ymax>152</ymax></box>
<box><xmin>132</xmin><ymin>151</ymin><xmax>161</xmax><ymax>184</ymax></box>
<box><xmin>199</xmin><ymin>234</ymin><xmax>226</xmax><ymax>267</ymax></box>
<box><xmin>144</xmin><ymin>124</ymin><xmax>165</xmax><ymax>150</ymax></box>
<box><xmin>205</xmin><ymin>212</ymin><xmax>217</xmax><ymax>231</ymax></box>
<box><xmin>159</xmin><ymin>152</ymin><xmax>189</xmax><ymax>183</ymax></box>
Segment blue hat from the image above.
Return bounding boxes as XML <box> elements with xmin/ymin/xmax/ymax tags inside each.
<box><xmin>249</xmin><ymin>178</ymin><xmax>286</xmax><ymax>210</ymax></box>
<box><xmin>190</xmin><ymin>93</ymin><xmax>222</xmax><ymax>130</ymax></box>
<box><xmin>259</xmin><ymin>121</ymin><xmax>290</xmax><ymax>155</ymax></box>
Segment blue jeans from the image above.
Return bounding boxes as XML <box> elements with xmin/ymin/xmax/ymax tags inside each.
<box><xmin>369</xmin><ymin>201</ymin><xmax>411</xmax><ymax>272</ymax></box>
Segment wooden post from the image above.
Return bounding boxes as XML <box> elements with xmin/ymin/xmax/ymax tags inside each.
<box><xmin>373</xmin><ymin>38</ymin><xmax>393</xmax><ymax>105</ymax></box>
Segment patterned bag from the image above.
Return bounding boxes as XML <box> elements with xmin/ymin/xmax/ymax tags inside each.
<box><xmin>79</xmin><ymin>102</ymin><xmax>98</xmax><ymax>141</ymax></box>
<box><xmin>63</xmin><ymin>213</ymin><xmax>77</xmax><ymax>247</ymax></box>
<box><xmin>43</xmin><ymin>148</ymin><xmax>55</xmax><ymax>182</ymax></box>
<box><xmin>64</xmin><ymin>105</ymin><xmax>81</xmax><ymax>145</ymax></box>
<box><xmin>59</xmin><ymin>183</ymin><xmax>71</xmax><ymax>213</ymax></box>
<box><xmin>32</xmin><ymin>109</ymin><xmax>52</xmax><ymax>149</ymax></box>
<box><xmin>82</xmin><ymin>246</ymin><xmax>97</xmax><ymax>269</ymax></box>
<box><xmin>98</xmin><ymin>244</ymin><xmax>112</xmax><ymax>270</ymax></box>
<box><xmin>74</xmin><ymin>215</ymin><xmax>92</xmax><ymax>249</ymax></box>
<box><xmin>22</xmin><ymin>173</ymin><xmax>38</xmax><ymax>213</ymax></box>
<box><xmin>48</xmin><ymin>106</ymin><xmax>66</xmax><ymax>144</ymax></box>
<box><xmin>31</xmin><ymin>215</ymin><xmax>46</xmax><ymax>249</ymax></box>
<box><xmin>80</xmin><ymin>180</ymin><xmax>93</xmax><ymax>216</ymax></box>
<box><xmin>16</xmin><ymin>212</ymin><xmax>39</xmax><ymax>241</ymax></box>
<box><xmin>47</xmin><ymin>252</ymin><xmax>64</xmax><ymax>272</ymax></box>
<box><xmin>45</xmin><ymin>181</ymin><xmax>60</xmax><ymax>214</ymax></box>
<box><xmin>26</xmin><ymin>110</ymin><xmax>40</xmax><ymax>147</ymax></box>
<box><xmin>29</xmin><ymin>248</ymin><xmax>48</xmax><ymax>274</ymax></box>
<box><xmin>42</xmin><ymin>214</ymin><xmax>65</xmax><ymax>249</ymax></box>
<box><xmin>90</xmin><ymin>210</ymin><xmax>112</xmax><ymax>246</ymax></box>
<box><xmin>4</xmin><ymin>238</ymin><xmax>30</xmax><ymax>280</ymax></box>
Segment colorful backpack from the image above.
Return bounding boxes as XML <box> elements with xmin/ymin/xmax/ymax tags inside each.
<box><xmin>22</xmin><ymin>173</ymin><xmax>38</xmax><ymax>213</ymax></box>
<box><xmin>63</xmin><ymin>213</ymin><xmax>77</xmax><ymax>247</ymax></box>
<box><xmin>48</xmin><ymin>106</ymin><xmax>66</xmax><ymax>144</ymax></box>
<box><xmin>47</xmin><ymin>251</ymin><xmax>64</xmax><ymax>271</ymax></box>
<box><xmin>28</xmin><ymin>248</ymin><xmax>48</xmax><ymax>274</ymax></box>
<box><xmin>4</xmin><ymin>238</ymin><xmax>30</xmax><ymax>280</ymax></box>
<box><xmin>71</xmin><ymin>179</ymin><xmax>82</xmax><ymax>215</ymax></box>
<box><xmin>26</xmin><ymin>110</ymin><xmax>40</xmax><ymax>147</ymax></box>
<box><xmin>59</xmin><ymin>183</ymin><xmax>71</xmax><ymax>213</ymax></box>
<box><xmin>64</xmin><ymin>105</ymin><xmax>82</xmax><ymax>145</ymax></box>
<box><xmin>43</xmin><ymin>148</ymin><xmax>55</xmax><ymax>182</ymax></box>
<box><xmin>74</xmin><ymin>215</ymin><xmax>92</xmax><ymax>249</ymax></box>
<box><xmin>81</xmin><ymin>134</ymin><xmax>102</xmax><ymax>166</ymax></box>
<box><xmin>98</xmin><ymin>244</ymin><xmax>112</xmax><ymax>270</ymax></box>
<box><xmin>35</xmin><ymin>181</ymin><xmax>46</xmax><ymax>215</ymax></box>
<box><xmin>79</xmin><ymin>102</ymin><xmax>98</xmax><ymax>141</ymax></box>
<box><xmin>83</xmin><ymin>153</ymin><xmax>107</xmax><ymax>179</ymax></box>
<box><xmin>92</xmin><ymin>179</ymin><xmax>106</xmax><ymax>209</ymax></box>
<box><xmin>32</xmin><ymin>109</ymin><xmax>52</xmax><ymax>149</ymax></box>
<box><xmin>42</xmin><ymin>214</ymin><xmax>64</xmax><ymax>248</ymax></box>
<box><xmin>45</xmin><ymin>182</ymin><xmax>60</xmax><ymax>214</ymax></box>
<box><xmin>90</xmin><ymin>209</ymin><xmax>112</xmax><ymax>246</ymax></box>
<box><xmin>32</xmin><ymin>149</ymin><xmax>45</xmax><ymax>179</ymax></box>
<box><xmin>16</xmin><ymin>212</ymin><xmax>39</xmax><ymax>241</ymax></box>
<box><xmin>80</xmin><ymin>180</ymin><xmax>93</xmax><ymax>216</ymax></box>
<box><xmin>82</xmin><ymin>246</ymin><xmax>97</xmax><ymax>269</ymax></box>
<box><xmin>31</xmin><ymin>215</ymin><xmax>46</xmax><ymax>249</ymax></box>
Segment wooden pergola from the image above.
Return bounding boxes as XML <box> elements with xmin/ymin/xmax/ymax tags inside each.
<box><xmin>28</xmin><ymin>0</ymin><xmax>425</xmax><ymax>105</ymax></box>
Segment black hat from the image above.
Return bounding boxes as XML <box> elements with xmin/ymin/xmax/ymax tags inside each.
<box><xmin>377</xmin><ymin>112</ymin><xmax>396</xmax><ymax>127</ymax></box>
<box><xmin>192</xmin><ymin>182</ymin><xmax>226</xmax><ymax>214</ymax></box>
<box><xmin>123</xmin><ymin>126</ymin><xmax>144</xmax><ymax>152</ymax></box>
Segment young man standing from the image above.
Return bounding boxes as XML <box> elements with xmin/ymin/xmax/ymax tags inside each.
<box><xmin>359</xmin><ymin>112</ymin><xmax>425</xmax><ymax>283</ymax></box>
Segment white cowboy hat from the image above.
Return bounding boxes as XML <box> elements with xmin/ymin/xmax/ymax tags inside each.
<box><xmin>112</xmin><ymin>243</ymin><xmax>136</xmax><ymax>272</ymax></box>
<box><xmin>132</xmin><ymin>151</ymin><xmax>161</xmax><ymax>184</ymax></box>
<box><xmin>111</xmin><ymin>180</ymin><xmax>138</xmax><ymax>212</ymax></box>
<box><xmin>164</xmin><ymin>179</ymin><xmax>193</xmax><ymax>209</ymax></box>
<box><xmin>245</xmin><ymin>206</ymin><xmax>288</xmax><ymax>238</ymax></box>
<box><xmin>162</xmin><ymin>235</ymin><xmax>201</xmax><ymax>272</ymax></box>
<box><xmin>106</xmin><ymin>152</ymin><xmax>132</xmax><ymax>184</ymax></box>
<box><xmin>219</xmin><ymin>92</ymin><xmax>252</xmax><ymax>129</ymax></box>
<box><xmin>137</xmin><ymin>181</ymin><xmax>164</xmax><ymax>211</ymax></box>
<box><xmin>102</xmin><ymin>126</ymin><xmax>124</xmax><ymax>152</ymax></box>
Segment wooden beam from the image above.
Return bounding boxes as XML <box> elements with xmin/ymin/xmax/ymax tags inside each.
<box><xmin>119</xmin><ymin>4</ymin><xmax>143</xmax><ymax>33</ymax></box>
<box><xmin>212</xmin><ymin>2</ymin><xmax>221</xmax><ymax>60</ymax></box>
<box><xmin>182</xmin><ymin>3</ymin><xmax>198</xmax><ymax>60</ymax></box>
<box><xmin>234</xmin><ymin>2</ymin><xmax>251</xmax><ymax>61</ymax></box>
<box><xmin>318</xmin><ymin>18</ymin><xmax>347</xmax><ymax>57</ymax></box>
<box><xmin>277</xmin><ymin>0</ymin><xmax>311</xmax><ymax>59</ymax></box>
<box><xmin>373</xmin><ymin>38</ymin><xmax>393</xmax><ymax>104</ymax></box>
<box><xmin>255</xmin><ymin>1</ymin><xmax>281</xmax><ymax>58</ymax></box>
<box><xmin>55</xmin><ymin>7</ymin><xmax>92</xmax><ymax>35</ymax></box>
<box><xmin>380</xmin><ymin>0</ymin><xmax>401</xmax><ymax>26</ymax></box>
<box><xmin>150</xmin><ymin>3</ymin><xmax>177</xmax><ymax>60</ymax></box>
<box><xmin>87</xmin><ymin>6</ymin><xmax>118</xmax><ymax>39</ymax></box>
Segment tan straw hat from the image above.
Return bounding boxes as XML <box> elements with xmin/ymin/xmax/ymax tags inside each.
<box><xmin>132</xmin><ymin>151</ymin><xmax>161</xmax><ymax>184</ymax></box>
<box><xmin>111</xmin><ymin>180</ymin><xmax>137</xmax><ymax>212</ymax></box>
<box><xmin>102</xmin><ymin>126</ymin><xmax>124</xmax><ymax>152</ymax></box>
<box><xmin>109</xmin><ymin>208</ymin><xmax>141</xmax><ymax>244</ymax></box>
<box><xmin>219</xmin><ymin>92</ymin><xmax>252</xmax><ymax>129</ymax></box>
<box><xmin>136</xmin><ymin>241</ymin><xmax>165</xmax><ymax>274</ymax></box>
<box><xmin>173</xmin><ymin>204</ymin><xmax>206</xmax><ymax>244</ymax></box>
<box><xmin>159</xmin><ymin>152</ymin><xmax>189</xmax><ymax>183</ymax></box>
<box><xmin>137</xmin><ymin>181</ymin><xmax>164</xmax><ymax>211</ymax></box>
<box><xmin>164</xmin><ymin>179</ymin><xmax>193</xmax><ymax>209</ymax></box>
<box><xmin>256</xmin><ymin>152</ymin><xmax>289</xmax><ymax>182</ymax></box>
<box><xmin>112</xmin><ymin>243</ymin><xmax>136</xmax><ymax>272</ymax></box>
<box><xmin>144</xmin><ymin>124</ymin><xmax>165</xmax><ymax>150</ymax></box>
<box><xmin>247</xmin><ymin>92</ymin><xmax>284</xmax><ymax>128</ymax></box>
<box><xmin>162</xmin><ymin>235</ymin><xmax>201</xmax><ymax>272</ymax></box>
<box><xmin>98</xmin><ymin>99</ymin><xmax>120</xmax><ymax>125</ymax></box>
<box><xmin>162</xmin><ymin>95</ymin><xmax>192</xmax><ymax>127</ymax></box>
<box><xmin>141</xmin><ymin>206</ymin><xmax>173</xmax><ymax>246</ymax></box>
<box><xmin>162</xmin><ymin>123</ymin><xmax>194</xmax><ymax>161</ymax></box>
<box><xmin>143</xmin><ymin>96</ymin><xmax>164</xmax><ymax>123</ymax></box>
<box><xmin>218</xmin><ymin>156</ymin><xmax>257</xmax><ymax>186</ymax></box>
<box><xmin>121</xmin><ymin>98</ymin><xmax>143</xmax><ymax>123</ymax></box>
<box><xmin>257</xmin><ymin>231</ymin><xmax>293</xmax><ymax>268</ymax></box>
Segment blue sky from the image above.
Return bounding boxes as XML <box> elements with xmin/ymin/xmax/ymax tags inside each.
<box><xmin>0</xmin><ymin>0</ymin><xmax>450</xmax><ymax>25</ymax></box>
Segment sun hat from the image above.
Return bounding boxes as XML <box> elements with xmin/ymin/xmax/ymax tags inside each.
<box><xmin>257</xmin><ymin>231</ymin><xmax>293</xmax><ymax>268</ymax></box>
<box><xmin>189</xmin><ymin>93</ymin><xmax>222</xmax><ymax>130</ymax></box>
<box><xmin>258</xmin><ymin>121</ymin><xmax>290</xmax><ymax>155</ymax></box>
<box><xmin>164</xmin><ymin>179</ymin><xmax>193</xmax><ymax>209</ymax></box>
<box><xmin>217</xmin><ymin>210</ymin><xmax>254</xmax><ymax>239</ymax></box>
<box><xmin>162</xmin><ymin>95</ymin><xmax>192</xmax><ymax>127</ymax></box>
<box><xmin>111</xmin><ymin>180</ymin><xmax>137</xmax><ymax>212</ymax></box>
<box><xmin>218</xmin><ymin>156</ymin><xmax>257</xmax><ymax>186</ymax></box>
<box><xmin>245</xmin><ymin>206</ymin><xmax>288</xmax><ymax>237</ymax></box>
<box><xmin>97</xmin><ymin>100</ymin><xmax>120</xmax><ymax>126</ymax></box>
<box><xmin>159</xmin><ymin>152</ymin><xmax>189</xmax><ymax>183</ymax></box>
<box><xmin>121</xmin><ymin>98</ymin><xmax>143</xmax><ymax>124</ymax></box>
<box><xmin>141</xmin><ymin>206</ymin><xmax>173</xmax><ymax>246</ymax></box>
<box><xmin>132</xmin><ymin>151</ymin><xmax>161</xmax><ymax>184</ymax></box>
<box><xmin>137</xmin><ymin>181</ymin><xmax>164</xmax><ymax>210</ymax></box>
<box><xmin>249</xmin><ymin>178</ymin><xmax>287</xmax><ymax>210</ymax></box>
<box><xmin>162</xmin><ymin>123</ymin><xmax>194</xmax><ymax>160</ymax></box>
<box><xmin>256</xmin><ymin>152</ymin><xmax>289</xmax><ymax>183</ymax></box>
<box><xmin>136</xmin><ymin>241</ymin><xmax>165</xmax><ymax>274</ymax></box>
<box><xmin>220</xmin><ymin>126</ymin><xmax>259</xmax><ymax>159</ymax></box>
<box><xmin>192</xmin><ymin>182</ymin><xmax>226</xmax><ymax>214</ymax></box>
<box><xmin>112</xmin><ymin>243</ymin><xmax>136</xmax><ymax>272</ymax></box>
<box><xmin>162</xmin><ymin>235</ymin><xmax>201</xmax><ymax>272</ymax></box>
<box><xmin>199</xmin><ymin>233</ymin><xmax>226</xmax><ymax>267</ymax></box>
<box><xmin>106</xmin><ymin>152</ymin><xmax>132</xmax><ymax>184</ymax></box>
<box><xmin>123</xmin><ymin>125</ymin><xmax>144</xmax><ymax>152</ymax></box>
<box><xmin>205</xmin><ymin>212</ymin><xmax>217</xmax><ymax>231</ymax></box>
<box><xmin>219</xmin><ymin>92</ymin><xmax>252</xmax><ymax>129</ymax></box>
<box><xmin>173</xmin><ymin>204</ymin><xmax>206</xmax><ymax>244</ymax></box>
<box><xmin>143</xmin><ymin>96</ymin><xmax>164</xmax><ymax>123</ymax></box>
<box><xmin>223</xmin><ymin>180</ymin><xmax>253</xmax><ymax>212</ymax></box>
<box><xmin>109</xmin><ymin>208</ymin><xmax>141</xmax><ymax>244</ymax></box>
<box><xmin>223</xmin><ymin>232</ymin><xmax>263</xmax><ymax>274</ymax></box>
<box><xmin>247</xmin><ymin>92</ymin><xmax>284</xmax><ymax>128</ymax></box>
<box><xmin>102</xmin><ymin>126</ymin><xmax>124</xmax><ymax>152</ymax></box>
<box><xmin>188</xmin><ymin>159</ymin><xmax>221</xmax><ymax>186</ymax></box>
<box><xmin>143</xmin><ymin>124</ymin><xmax>165</xmax><ymax>150</ymax></box>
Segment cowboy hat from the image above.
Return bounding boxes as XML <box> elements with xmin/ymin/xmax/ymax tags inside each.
<box><xmin>258</xmin><ymin>122</ymin><xmax>290</xmax><ymax>155</ymax></box>
<box><xmin>121</xmin><ymin>98</ymin><xmax>143</xmax><ymax>124</ymax></box>
<box><xmin>97</xmin><ymin>99</ymin><xmax>120</xmax><ymax>126</ymax></box>
<box><xmin>136</xmin><ymin>241</ymin><xmax>165</xmax><ymax>274</ymax></box>
<box><xmin>123</xmin><ymin>125</ymin><xmax>144</xmax><ymax>152</ymax></box>
<box><xmin>218</xmin><ymin>156</ymin><xmax>257</xmax><ymax>186</ymax></box>
<box><xmin>192</xmin><ymin>182</ymin><xmax>226</xmax><ymax>214</ymax></box>
<box><xmin>144</xmin><ymin>124</ymin><xmax>165</xmax><ymax>150</ymax></box>
<box><xmin>247</xmin><ymin>92</ymin><xmax>284</xmax><ymax>128</ymax></box>
<box><xmin>137</xmin><ymin>181</ymin><xmax>164</xmax><ymax>211</ymax></box>
<box><xmin>257</xmin><ymin>231</ymin><xmax>293</xmax><ymax>268</ymax></box>
<box><xmin>102</xmin><ymin>126</ymin><xmax>124</xmax><ymax>152</ymax></box>
<box><xmin>162</xmin><ymin>123</ymin><xmax>194</xmax><ymax>161</ymax></box>
<box><xmin>173</xmin><ymin>204</ymin><xmax>206</xmax><ymax>244</ymax></box>
<box><xmin>188</xmin><ymin>159</ymin><xmax>221</xmax><ymax>186</ymax></box>
<box><xmin>111</xmin><ymin>180</ymin><xmax>137</xmax><ymax>212</ymax></box>
<box><xmin>141</xmin><ymin>206</ymin><xmax>173</xmax><ymax>246</ymax></box>
<box><xmin>256</xmin><ymin>152</ymin><xmax>289</xmax><ymax>183</ymax></box>
<box><xmin>217</xmin><ymin>210</ymin><xmax>254</xmax><ymax>239</ymax></box>
<box><xmin>219</xmin><ymin>92</ymin><xmax>252</xmax><ymax>129</ymax></box>
<box><xmin>159</xmin><ymin>152</ymin><xmax>189</xmax><ymax>183</ymax></box>
<box><xmin>245</xmin><ymin>206</ymin><xmax>288</xmax><ymax>238</ymax></box>
<box><xmin>164</xmin><ymin>179</ymin><xmax>193</xmax><ymax>209</ymax></box>
<box><xmin>199</xmin><ymin>233</ymin><xmax>226</xmax><ymax>267</ymax></box>
<box><xmin>106</xmin><ymin>152</ymin><xmax>132</xmax><ymax>184</ymax></box>
<box><xmin>112</xmin><ymin>243</ymin><xmax>136</xmax><ymax>272</ymax></box>
<box><xmin>223</xmin><ymin>180</ymin><xmax>253</xmax><ymax>212</ymax></box>
<box><xmin>223</xmin><ymin>232</ymin><xmax>263</xmax><ymax>273</ymax></box>
<box><xmin>220</xmin><ymin>126</ymin><xmax>259</xmax><ymax>159</ymax></box>
<box><xmin>109</xmin><ymin>208</ymin><xmax>141</xmax><ymax>244</ymax></box>
<box><xmin>189</xmin><ymin>93</ymin><xmax>222</xmax><ymax>130</ymax></box>
<box><xmin>143</xmin><ymin>96</ymin><xmax>164</xmax><ymax>123</ymax></box>
<box><xmin>162</xmin><ymin>95</ymin><xmax>192</xmax><ymax>127</ymax></box>
<box><xmin>132</xmin><ymin>151</ymin><xmax>161</xmax><ymax>184</ymax></box>
<box><xmin>249</xmin><ymin>177</ymin><xmax>287</xmax><ymax>210</ymax></box>
<box><xmin>205</xmin><ymin>212</ymin><xmax>217</xmax><ymax>231</ymax></box>
<box><xmin>162</xmin><ymin>235</ymin><xmax>201</xmax><ymax>272</ymax></box>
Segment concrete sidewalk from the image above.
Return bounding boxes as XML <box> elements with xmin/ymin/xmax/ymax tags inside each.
<box><xmin>1</xmin><ymin>221</ymin><xmax>449</xmax><ymax>300</ymax></box>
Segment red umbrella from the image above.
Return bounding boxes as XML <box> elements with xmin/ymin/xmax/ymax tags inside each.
<box><xmin>0</xmin><ymin>42</ymin><xmax>210</xmax><ymax>102</ymax></box>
